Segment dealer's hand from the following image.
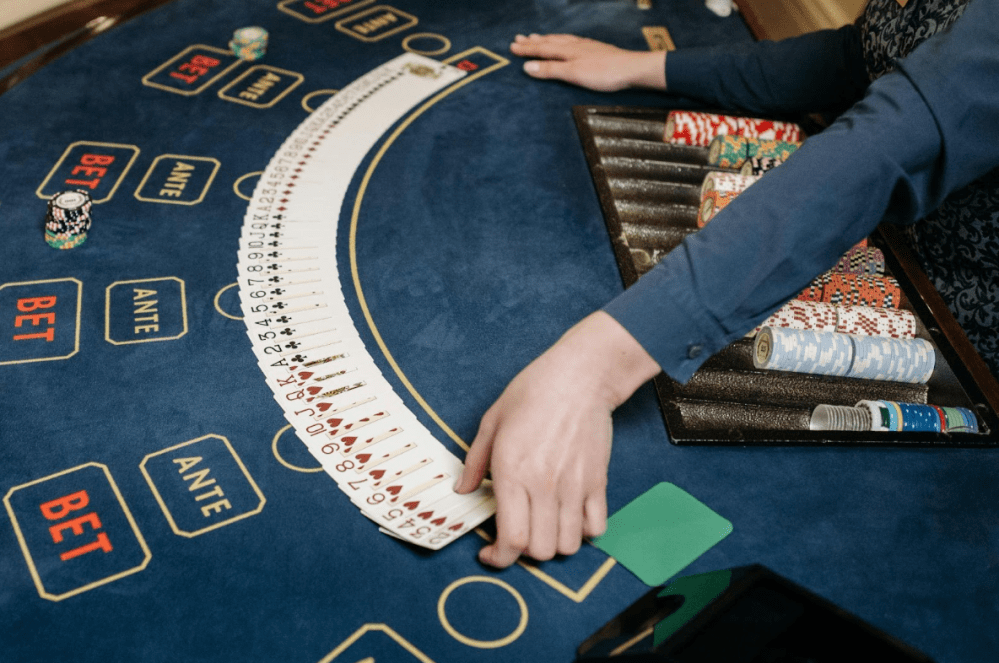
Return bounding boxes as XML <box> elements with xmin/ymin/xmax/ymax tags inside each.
<box><xmin>454</xmin><ymin>312</ymin><xmax>661</xmax><ymax>568</ymax></box>
<box><xmin>509</xmin><ymin>33</ymin><xmax>666</xmax><ymax>92</ymax></box>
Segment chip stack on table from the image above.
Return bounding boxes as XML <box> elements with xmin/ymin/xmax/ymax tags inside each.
<box><xmin>44</xmin><ymin>190</ymin><xmax>92</xmax><ymax>249</ymax></box>
<box><xmin>753</xmin><ymin>327</ymin><xmax>935</xmax><ymax>383</ymax></box>
<box><xmin>739</xmin><ymin>156</ymin><xmax>783</xmax><ymax>176</ymax></box>
<box><xmin>697</xmin><ymin>172</ymin><xmax>760</xmax><ymax>227</ymax></box>
<box><xmin>798</xmin><ymin>272</ymin><xmax>903</xmax><ymax>309</ymax></box>
<box><xmin>833</xmin><ymin>245</ymin><xmax>886</xmax><ymax>276</ymax></box>
<box><xmin>665</xmin><ymin>110</ymin><xmax>802</xmax><ymax>147</ymax></box>
<box><xmin>749</xmin><ymin>300</ymin><xmax>916</xmax><ymax>339</ymax></box>
<box><xmin>707</xmin><ymin>135</ymin><xmax>800</xmax><ymax>169</ymax></box>
<box><xmin>814</xmin><ymin>400</ymin><xmax>981</xmax><ymax>433</ymax></box>
<box><xmin>230</xmin><ymin>26</ymin><xmax>268</xmax><ymax>61</ymax></box>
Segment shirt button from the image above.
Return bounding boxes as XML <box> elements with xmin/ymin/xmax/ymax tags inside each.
<box><xmin>687</xmin><ymin>344</ymin><xmax>703</xmax><ymax>359</ymax></box>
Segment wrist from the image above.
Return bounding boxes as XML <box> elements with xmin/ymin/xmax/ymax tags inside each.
<box><xmin>557</xmin><ymin>311</ymin><xmax>662</xmax><ymax>409</ymax></box>
<box><xmin>624</xmin><ymin>50</ymin><xmax>666</xmax><ymax>90</ymax></box>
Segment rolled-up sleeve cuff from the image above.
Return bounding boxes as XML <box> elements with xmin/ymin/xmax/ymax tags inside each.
<box><xmin>602</xmin><ymin>248</ymin><xmax>731</xmax><ymax>384</ymax></box>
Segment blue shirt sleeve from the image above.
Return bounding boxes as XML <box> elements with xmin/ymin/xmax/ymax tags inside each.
<box><xmin>604</xmin><ymin>0</ymin><xmax>999</xmax><ymax>383</ymax></box>
<box><xmin>665</xmin><ymin>25</ymin><xmax>869</xmax><ymax>115</ymax></box>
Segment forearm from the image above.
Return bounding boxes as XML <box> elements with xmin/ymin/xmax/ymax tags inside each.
<box><xmin>608</xmin><ymin>0</ymin><xmax>999</xmax><ymax>382</ymax></box>
<box><xmin>665</xmin><ymin>26</ymin><xmax>869</xmax><ymax>115</ymax></box>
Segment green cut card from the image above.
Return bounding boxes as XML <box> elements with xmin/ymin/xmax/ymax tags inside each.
<box><xmin>591</xmin><ymin>482</ymin><xmax>732</xmax><ymax>586</ymax></box>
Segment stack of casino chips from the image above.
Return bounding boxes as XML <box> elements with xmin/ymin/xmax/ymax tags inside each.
<box><xmin>753</xmin><ymin>326</ymin><xmax>935</xmax><ymax>384</ymax></box>
<box><xmin>751</xmin><ymin>299</ymin><xmax>917</xmax><ymax>339</ymax></box>
<box><xmin>665</xmin><ymin>111</ymin><xmax>802</xmax><ymax>147</ymax></box>
<box><xmin>812</xmin><ymin>400</ymin><xmax>979</xmax><ymax>433</ymax></box>
<box><xmin>697</xmin><ymin>172</ymin><xmax>760</xmax><ymax>227</ymax></box>
<box><xmin>707</xmin><ymin>135</ymin><xmax>801</xmax><ymax>169</ymax></box>
<box><xmin>230</xmin><ymin>26</ymin><xmax>268</xmax><ymax>61</ymax></box>
<box><xmin>45</xmin><ymin>190</ymin><xmax>92</xmax><ymax>249</ymax></box>
<box><xmin>740</xmin><ymin>156</ymin><xmax>783</xmax><ymax>176</ymax></box>
<box><xmin>832</xmin><ymin>245</ymin><xmax>885</xmax><ymax>276</ymax></box>
<box><xmin>797</xmin><ymin>272</ymin><xmax>903</xmax><ymax>309</ymax></box>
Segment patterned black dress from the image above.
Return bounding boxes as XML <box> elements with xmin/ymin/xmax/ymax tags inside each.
<box><xmin>860</xmin><ymin>0</ymin><xmax>998</xmax><ymax>375</ymax></box>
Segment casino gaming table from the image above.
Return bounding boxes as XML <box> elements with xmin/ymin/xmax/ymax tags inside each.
<box><xmin>1</xmin><ymin>1</ymin><xmax>996</xmax><ymax>662</ymax></box>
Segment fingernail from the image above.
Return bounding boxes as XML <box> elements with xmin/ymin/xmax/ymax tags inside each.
<box><xmin>524</xmin><ymin>61</ymin><xmax>540</xmax><ymax>74</ymax></box>
<box><xmin>453</xmin><ymin>477</ymin><xmax>463</xmax><ymax>492</ymax></box>
<box><xmin>515</xmin><ymin>33</ymin><xmax>526</xmax><ymax>40</ymax></box>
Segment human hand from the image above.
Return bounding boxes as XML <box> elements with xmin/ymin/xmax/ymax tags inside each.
<box><xmin>509</xmin><ymin>33</ymin><xmax>666</xmax><ymax>92</ymax></box>
<box><xmin>454</xmin><ymin>312</ymin><xmax>661</xmax><ymax>568</ymax></box>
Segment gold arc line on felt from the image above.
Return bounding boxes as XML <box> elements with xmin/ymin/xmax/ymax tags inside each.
<box><xmin>437</xmin><ymin>576</ymin><xmax>528</xmax><ymax>648</ymax></box>
<box><xmin>271</xmin><ymin>424</ymin><xmax>324</xmax><ymax>473</ymax></box>
<box><xmin>213</xmin><ymin>282</ymin><xmax>243</xmax><ymax>320</ymax></box>
<box><xmin>348</xmin><ymin>50</ymin><xmax>615</xmax><ymax>605</ymax></box>
<box><xmin>232</xmin><ymin>171</ymin><xmax>263</xmax><ymax>201</ymax></box>
<box><xmin>301</xmin><ymin>89</ymin><xmax>339</xmax><ymax>113</ymax></box>
<box><xmin>401</xmin><ymin>32</ymin><xmax>451</xmax><ymax>57</ymax></box>
<box><xmin>475</xmin><ymin>527</ymin><xmax>618</xmax><ymax>603</ymax></box>
<box><xmin>349</xmin><ymin>47</ymin><xmax>509</xmax><ymax>453</ymax></box>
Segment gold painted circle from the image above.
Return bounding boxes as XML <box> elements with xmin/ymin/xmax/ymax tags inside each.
<box><xmin>213</xmin><ymin>282</ymin><xmax>243</xmax><ymax>321</ymax></box>
<box><xmin>271</xmin><ymin>424</ymin><xmax>324</xmax><ymax>473</ymax></box>
<box><xmin>232</xmin><ymin>171</ymin><xmax>263</xmax><ymax>201</ymax></box>
<box><xmin>437</xmin><ymin>576</ymin><xmax>528</xmax><ymax>649</ymax></box>
<box><xmin>401</xmin><ymin>32</ymin><xmax>451</xmax><ymax>57</ymax></box>
<box><xmin>301</xmin><ymin>89</ymin><xmax>339</xmax><ymax>113</ymax></box>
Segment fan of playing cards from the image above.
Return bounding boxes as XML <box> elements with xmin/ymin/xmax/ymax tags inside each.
<box><xmin>237</xmin><ymin>53</ymin><xmax>496</xmax><ymax>550</ymax></box>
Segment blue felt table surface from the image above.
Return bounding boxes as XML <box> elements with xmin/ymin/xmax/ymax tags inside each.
<box><xmin>0</xmin><ymin>1</ymin><xmax>996</xmax><ymax>662</ymax></box>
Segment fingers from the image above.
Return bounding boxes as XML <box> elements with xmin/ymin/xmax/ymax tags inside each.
<box><xmin>479</xmin><ymin>483</ymin><xmax>530</xmax><ymax>568</ymax></box>
<box><xmin>583</xmin><ymin>493</ymin><xmax>608</xmax><ymax>539</ymax></box>
<box><xmin>557</xmin><ymin>496</ymin><xmax>584</xmax><ymax>556</ymax></box>
<box><xmin>510</xmin><ymin>33</ymin><xmax>581</xmax><ymax>60</ymax></box>
<box><xmin>527</xmin><ymin>492</ymin><xmax>559</xmax><ymax>561</ymax></box>
<box><xmin>522</xmin><ymin>59</ymin><xmax>577</xmax><ymax>82</ymax></box>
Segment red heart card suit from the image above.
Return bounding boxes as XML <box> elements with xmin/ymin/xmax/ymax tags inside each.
<box><xmin>317</xmin><ymin>402</ymin><xmax>332</xmax><ymax>412</ymax></box>
<box><xmin>298</xmin><ymin>372</ymin><xmax>313</xmax><ymax>380</ymax></box>
<box><xmin>431</xmin><ymin>517</ymin><xmax>446</xmax><ymax>526</ymax></box>
<box><xmin>448</xmin><ymin>522</ymin><xmax>464</xmax><ymax>532</ymax></box>
<box><xmin>355</xmin><ymin>453</ymin><xmax>371</xmax><ymax>463</ymax></box>
<box><xmin>417</xmin><ymin>511</ymin><xmax>433</xmax><ymax>520</ymax></box>
<box><xmin>386</xmin><ymin>486</ymin><xmax>402</xmax><ymax>495</ymax></box>
<box><xmin>403</xmin><ymin>501</ymin><xmax>420</xmax><ymax>510</ymax></box>
<box><xmin>341</xmin><ymin>436</ymin><xmax>357</xmax><ymax>447</ymax></box>
<box><xmin>307</xmin><ymin>386</ymin><xmax>323</xmax><ymax>395</ymax></box>
<box><xmin>369</xmin><ymin>469</ymin><xmax>385</xmax><ymax>480</ymax></box>
<box><xmin>326</xmin><ymin>417</ymin><xmax>344</xmax><ymax>428</ymax></box>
